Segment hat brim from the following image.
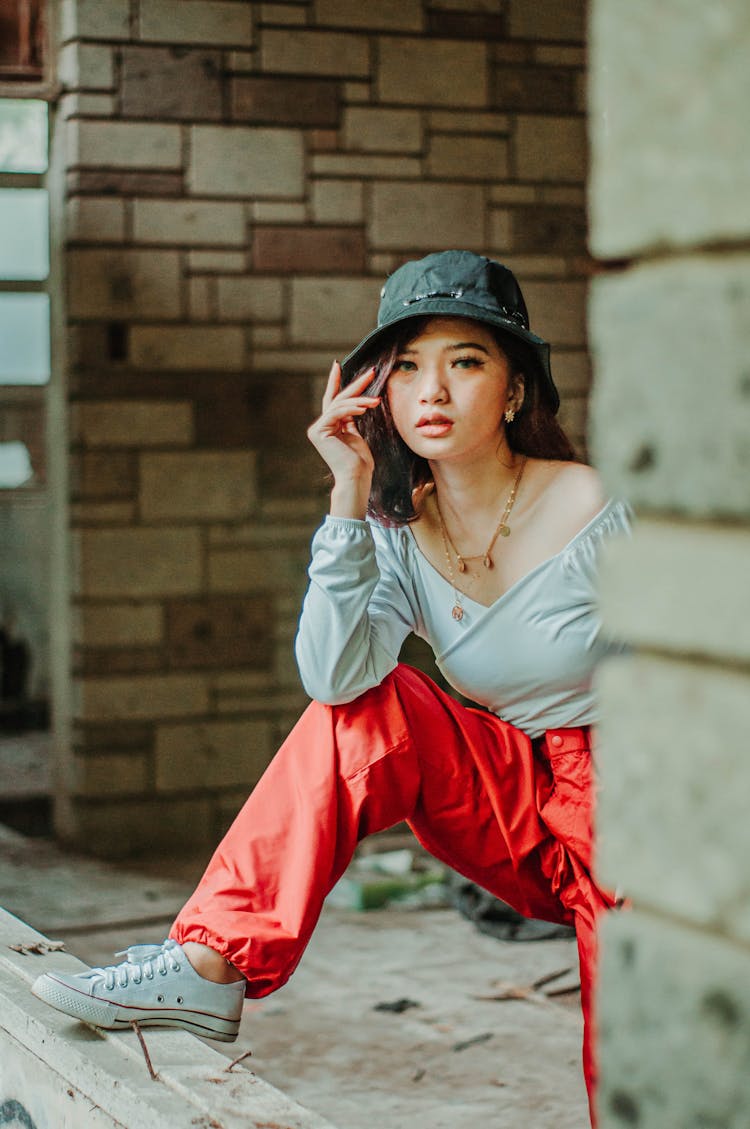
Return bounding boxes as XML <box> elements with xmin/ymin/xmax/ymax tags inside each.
<box><xmin>340</xmin><ymin>298</ymin><xmax>559</xmax><ymax>413</ymax></box>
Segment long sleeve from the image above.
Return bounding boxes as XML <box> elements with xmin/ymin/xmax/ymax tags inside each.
<box><xmin>294</xmin><ymin>516</ymin><xmax>418</xmax><ymax>704</ymax></box>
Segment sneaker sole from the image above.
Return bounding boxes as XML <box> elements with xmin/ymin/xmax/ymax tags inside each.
<box><xmin>32</xmin><ymin>975</ymin><xmax>240</xmax><ymax>1042</ymax></box>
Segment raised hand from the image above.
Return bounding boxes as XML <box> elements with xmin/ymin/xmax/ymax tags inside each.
<box><xmin>307</xmin><ymin>361</ymin><xmax>380</xmax><ymax>518</ymax></box>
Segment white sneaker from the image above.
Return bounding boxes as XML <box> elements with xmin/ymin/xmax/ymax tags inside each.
<box><xmin>31</xmin><ymin>939</ymin><xmax>245</xmax><ymax>1042</ymax></box>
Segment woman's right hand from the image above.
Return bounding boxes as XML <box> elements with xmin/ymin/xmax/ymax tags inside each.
<box><xmin>307</xmin><ymin>361</ymin><xmax>380</xmax><ymax>518</ymax></box>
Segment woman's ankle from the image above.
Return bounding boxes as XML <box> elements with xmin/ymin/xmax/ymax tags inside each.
<box><xmin>180</xmin><ymin>941</ymin><xmax>245</xmax><ymax>984</ymax></box>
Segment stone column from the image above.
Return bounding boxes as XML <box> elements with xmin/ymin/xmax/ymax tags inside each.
<box><xmin>588</xmin><ymin>1</ymin><xmax>750</xmax><ymax>1125</ymax></box>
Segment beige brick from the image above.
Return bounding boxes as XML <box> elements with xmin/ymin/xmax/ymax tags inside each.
<box><xmin>344</xmin><ymin>81</ymin><xmax>370</xmax><ymax>104</ymax></box>
<box><xmin>314</xmin><ymin>0</ymin><xmax>423</xmax><ymax>31</ymax></box>
<box><xmin>121</xmin><ymin>46</ymin><xmax>222</xmax><ymax>121</ymax></box>
<box><xmin>368</xmin><ymin>252</ymin><xmax>400</xmax><ymax>276</ymax></box>
<box><xmin>76</xmin><ymin>673</ymin><xmax>209</xmax><ymax>722</ymax></box>
<box><xmin>488</xmin><ymin>208</ymin><xmax>511</xmax><ymax>250</ymax></box>
<box><xmin>311</xmin><ymin>179</ymin><xmax>364</xmax><ymax>224</ymax></box>
<box><xmin>73</xmin><ymin>753</ymin><xmax>150</xmax><ymax>797</ymax></box>
<box><xmin>216</xmin><ymin>277</ymin><xmax>284</xmax><ymax>322</ymax></box>
<box><xmin>431</xmin><ymin>0</ymin><xmax>501</xmax><ymax>7</ymax></box>
<box><xmin>597</xmin><ymin>656</ymin><xmax>750</xmax><ymax>941</ymax></box>
<box><xmin>590</xmin><ymin>256</ymin><xmax>750</xmax><ymax>517</ymax></box>
<box><xmin>342</xmin><ymin>107</ymin><xmax>421</xmax><ymax>153</ymax></box>
<box><xmin>155</xmin><ymin>719</ymin><xmax>274</xmax><ymax>791</ymax></box>
<box><xmin>261</xmin><ymin>29</ymin><xmax>370</xmax><ymax>76</ymax></box>
<box><xmin>260</xmin><ymin>3</ymin><xmax>308</xmax><ymax>25</ymax></box>
<box><xmin>70</xmin><ymin>501</ymin><xmax>137</xmax><ymax>524</ymax></box>
<box><xmin>548</xmin><ymin>350</ymin><xmax>590</xmax><ymax>396</ymax></box>
<box><xmin>75</xmin><ymin>528</ymin><xmax>202</xmax><ymax>597</ymax></box>
<box><xmin>133</xmin><ymin>200</ymin><xmax>246</xmax><ymax>246</ymax></box>
<box><xmin>600</xmin><ymin>520</ymin><xmax>750</xmax><ymax>664</ymax></box>
<box><xmin>499</xmin><ymin>254</ymin><xmax>568</xmax><ymax>277</ymax></box>
<box><xmin>427</xmin><ymin>134</ymin><xmax>508</xmax><ymax>179</ymax></box>
<box><xmin>514</xmin><ymin>115</ymin><xmax>587</xmax><ymax>182</ymax></box>
<box><xmin>73</xmin><ymin>401</ymin><xmax>194</xmax><ymax>447</ymax></box>
<box><xmin>227</xmin><ymin>50</ymin><xmax>255</xmax><ymax>72</ymax></box>
<box><xmin>68</xmin><ymin>250</ymin><xmax>181</xmax><ymax>319</ymax></box>
<box><xmin>534</xmin><ymin>45</ymin><xmax>586</xmax><ymax>67</ymax></box>
<box><xmin>188</xmin><ymin>275</ymin><xmax>215</xmax><ymax>320</ymax></box>
<box><xmin>66</xmin><ymin>197</ymin><xmax>126</xmax><ymax>242</ymax></box>
<box><xmin>556</xmin><ymin>394</ymin><xmax>586</xmax><ymax>444</ymax></box>
<box><xmin>188</xmin><ymin>126</ymin><xmax>305</xmax><ymax>199</ymax></box>
<box><xmin>208</xmin><ymin>545</ymin><xmax>310</xmax><ymax>593</ymax></box>
<box><xmin>58</xmin><ymin>42</ymin><xmax>114</xmax><ymax>89</ymax></box>
<box><xmin>539</xmin><ymin>185</ymin><xmax>586</xmax><ymax>205</ymax></box>
<box><xmin>68</xmin><ymin>120</ymin><xmax>182</xmax><ymax>170</ymax></box>
<box><xmin>428</xmin><ymin>110</ymin><xmax>510</xmax><ymax>133</ymax></box>
<box><xmin>311</xmin><ymin>154</ymin><xmax>422</xmax><ymax>178</ymax></box>
<box><xmin>188</xmin><ymin>250</ymin><xmax>247</xmax><ymax>273</ymax></box>
<box><xmin>521</xmin><ymin>279</ymin><xmax>586</xmax><ymax>346</ymax></box>
<box><xmin>377</xmin><ymin>37</ymin><xmax>488</xmax><ymax>106</ymax></box>
<box><xmin>599</xmin><ymin>911</ymin><xmax>750</xmax><ymax>1129</ymax></box>
<box><xmin>370</xmin><ymin>182</ymin><xmax>485</xmax><ymax>250</ymax></box>
<box><xmin>58</xmin><ymin>92</ymin><xmax>116</xmax><ymax>118</ymax></box>
<box><xmin>139</xmin><ymin>0</ymin><xmax>253</xmax><ymax>45</ymax></box>
<box><xmin>61</xmin><ymin>0</ymin><xmax>130</xmax><ymax>41</ymax></box>
<box><xmin>289</xmin><ymin>276</ymin><xmax>381</xmax><ymax>345</ymax></box>
<box><xmin>508</xmin><ymin>0</ymin><xmax>586</xmax><ymax>41</ymax></box>
<box><xmin>130</xmin><ymin>326</ymin><xmax>245</xmax><ymax>370</ymax></box>
<box><xmin>252</xmin><ymin>325</ymin><xmax>284</xmax><ymax>348</ymax></box>
<box><xmin>75</xmin><ymin>603</ymin><xmax>164</xmax><ymax>647</ymax></box>
<box><xmin>250</xmin><ymin>201</ymin><xmax>308</xmax><ymax>223</ymax></box>
<box><xmin>488</xmin><ymin>183</ymin><xmax>538</xmax><ymax>204</ymax></box>
<box><xmin>140</xmin><ymin>451</ymin><xmax>257</xmax><ymax>522</ymax></box>
<box><xmin>590</xmin><ymin>0</ymin><xmax>750</xmax><ymax>255</ymax></box>
<box><xmin>71</xmin><ymin>797</ymin><xmax>213</xmax><ymax>857</ymax></box>
<box><xmin>213</xmin><ymin>670</ymin><xmax>274</xmax><ymax>695</ymax></box>
<box><xmin>251</xmin><ymin>347</ymin><xmax>351</xmax><ymax>374</ymax></box>
<box><xmin>253</xmin><ymin>226</ymin><xmax>365</xmax><ymax>273</ymax></box>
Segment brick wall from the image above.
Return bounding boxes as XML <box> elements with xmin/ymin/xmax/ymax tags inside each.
<box><xmin>55</xmin><ymin>0</ymin><xmax>590</xmax><ymax>855</ymax></box>
<box><xmin>588</xmin><ymin>1</ymin><xmax>750</xmax><ymax>1125</ymax></box>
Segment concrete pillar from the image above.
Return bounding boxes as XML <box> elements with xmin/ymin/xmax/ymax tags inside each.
<box><xmin>588</xmin><ymin>1</ymin><xmax>750</xmax><ymax>1124</ymax></box>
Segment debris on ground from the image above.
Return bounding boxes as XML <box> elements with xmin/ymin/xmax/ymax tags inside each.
<box><xmin>326</xmin><ymin>848</ymin><xmax>448</xmax><ymax>911</ymax></box>
<box><xmin>9</xmin><ymin>939</ymin><xmax>66</xmax><ymax>955</ymax></box>
<box><xmin>473</xmin><ymin>966</ymin><xmax>580</xmax><ymax>1003</ymax></box>
<box><xmin>373</xmin><ymin>997</ymin><xmax>421</xmax><ymax>1014</ymax></box>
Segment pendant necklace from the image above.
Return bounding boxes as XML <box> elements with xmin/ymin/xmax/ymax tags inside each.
<box><xmin>436</xmin><ymin>456</ymin><xmax>527</xmax><ymax>622</ymax></box>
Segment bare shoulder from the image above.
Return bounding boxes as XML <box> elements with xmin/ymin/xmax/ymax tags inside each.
<box><xmin>523</xmin><ymin>460</ymin><xmax>607</xmax><ymax>541</ymax></box>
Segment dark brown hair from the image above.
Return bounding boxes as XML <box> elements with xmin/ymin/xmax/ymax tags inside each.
<box><xmin>349</xmin><ymin>317</ymin><xmax>578</xmax><ymax>525</ymax></box>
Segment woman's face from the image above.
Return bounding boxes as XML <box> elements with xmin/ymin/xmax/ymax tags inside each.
<box><xmin>386</xmin><ymin>317</ymin><xmax>520</xmax><ymax>464</ymax></box>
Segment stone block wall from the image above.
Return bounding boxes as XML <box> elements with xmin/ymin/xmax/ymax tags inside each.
<box><xmin>588</xmin><ymin>1</ymin><xmax>750</xmax><ymax>1125</ymax></box>
<box><xmin>54</xmin><ymin>0</ymin><xmax>590</xmax><ymax>855</ymax></box>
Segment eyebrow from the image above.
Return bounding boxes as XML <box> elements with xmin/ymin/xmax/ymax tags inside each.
<box><xmin>400</xmin><ymin>341</ymin><xmax>491</xmax><ymax>355</ymax></box>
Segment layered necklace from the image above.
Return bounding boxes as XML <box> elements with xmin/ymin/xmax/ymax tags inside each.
<box><xmin>435</xmin><ymin>457</ymin><xmax>527</xmax><ymax>622</ymax></box>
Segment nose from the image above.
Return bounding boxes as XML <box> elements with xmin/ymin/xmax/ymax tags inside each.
<box><xmin>417</xmin><ymin>361</ymin><xmax>447</xmax><ymax>403</ymax></box>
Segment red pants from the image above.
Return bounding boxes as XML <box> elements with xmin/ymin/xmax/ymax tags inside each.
<box><xmin>171</xmin><ymin>664</ymin><xmax>614</xmax><ymax>1123</ymax></box>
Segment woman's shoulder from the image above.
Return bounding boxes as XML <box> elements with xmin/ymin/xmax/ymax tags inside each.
<box><xmin>525</xmin><ymin>459</ymin><xmax>607</xmax><ymax>531</ymax></box>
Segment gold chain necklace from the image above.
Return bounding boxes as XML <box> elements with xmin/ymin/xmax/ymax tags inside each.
<box><xmin>435</xmin><ymin>457</ymin><xmax>527</xmax><ymax>622</ymax></box>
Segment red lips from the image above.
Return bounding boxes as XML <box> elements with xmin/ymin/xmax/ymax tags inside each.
<box><xmin>417</xmin><ymin>413</ymin><xmax>453</xmax><ymax>427</ymax></box>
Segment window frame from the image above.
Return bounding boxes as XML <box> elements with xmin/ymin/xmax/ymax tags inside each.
<box><xmin>0</xmin><ymin>0</ymin><xmax>57</xmax><ymax>491</ymax></box>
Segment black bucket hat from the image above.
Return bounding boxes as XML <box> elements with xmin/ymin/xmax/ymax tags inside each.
<box><xmin>341</xmin><ymin>249</ymin><xmax>559</xmax><ymax>413</ymax></box>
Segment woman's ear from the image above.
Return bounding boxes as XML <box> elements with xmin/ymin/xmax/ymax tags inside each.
<box><xmin>511</xmin><ymin>374</ymin><xmax>525</xmax><ymax>413</ymax></box>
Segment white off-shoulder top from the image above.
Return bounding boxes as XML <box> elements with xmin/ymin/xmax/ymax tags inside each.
<box><xmin>295</xmin><ymin>499</ymin><xmax>632</xmax><ymax>738</ymax></box>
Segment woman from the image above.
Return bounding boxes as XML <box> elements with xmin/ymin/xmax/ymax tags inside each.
<box><xmin>33</xmin><ymin>251</ymin><xmax>629</xmax><ymax>1125</ymax></box>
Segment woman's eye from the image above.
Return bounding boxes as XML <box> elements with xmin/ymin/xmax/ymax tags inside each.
<box><xmin>453</xmin><ymin>355</ymin><xmax>483</xmax><ymax>369</ymax></box>
<box><xmin>394</xmin><ymin>359</ymin><xmax>417</xmax><ymax>372</ymax></box>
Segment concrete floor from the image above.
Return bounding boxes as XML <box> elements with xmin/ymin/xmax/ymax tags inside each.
<box><xmin>0</xmin><ymin>822</ymin><xmax>589</xmax><ymax>1128</ymax></box>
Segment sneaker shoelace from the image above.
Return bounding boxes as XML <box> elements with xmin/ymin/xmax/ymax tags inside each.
<box><xmin>91</xmin><ymin>940</ymin><xmax>182</xmax><ymax>991</ymax></box>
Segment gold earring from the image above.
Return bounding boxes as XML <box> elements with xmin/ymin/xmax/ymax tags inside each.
<box><xmin>504</xmin><ymin>407</ymin><xmax>515</xmax><ymax>423</ymax></box>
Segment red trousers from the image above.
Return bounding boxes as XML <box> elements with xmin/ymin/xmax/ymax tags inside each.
<box><xmin>171</xmin><ymin>664</ymin><xmax>614</xmax><ymax>1123</ymax></box>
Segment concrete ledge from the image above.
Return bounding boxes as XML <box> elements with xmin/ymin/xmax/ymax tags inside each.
<box><xmin>0</xmin><ymin>908</ymin><xmax>336</xmax><ymax>1129</ymax></box>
